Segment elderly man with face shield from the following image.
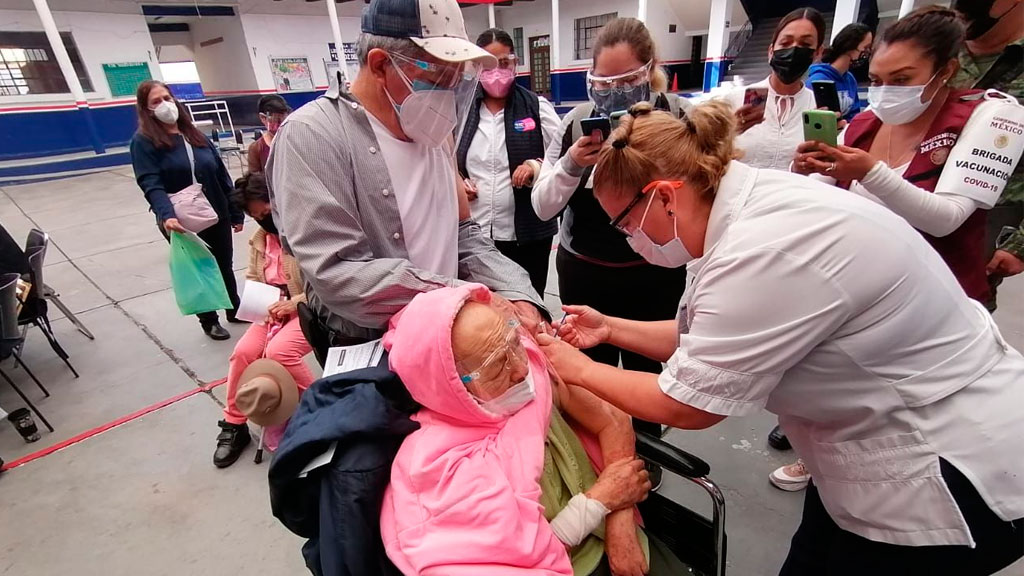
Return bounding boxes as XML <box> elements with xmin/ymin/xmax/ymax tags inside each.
<box><xmin>267</xmin><ymin>0</ymin><xmax>547</xmax><ymax>356</ymax></box>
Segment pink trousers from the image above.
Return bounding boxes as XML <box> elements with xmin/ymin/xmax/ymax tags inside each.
<box><xmin>223</xmin><ymin>315</ymin><xmax>314</xmax><ymax>425</ymax></box>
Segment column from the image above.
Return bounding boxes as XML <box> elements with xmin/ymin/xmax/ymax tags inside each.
<box><xmin>638</xmin><ymin>0</ymin><xmax>648</xmax><ymax>24</ymax></box>
<box><xmin>703</xmin><ymin>0</ymin><xmax>732</xmax><ymax>92</ymax></box>
<box><xmin>325</xmin><ymin>0</ymin><xmax>347</xmax><ymax>82</ymax></box>
<box><xmin>488</xmin><ymin>3</ymin><xmax>496</xmax><ymax>28</ymax></box>
<box><xmin>831</xmin><ymin>0</ymin><xmax>861</xmax><ymax>42</ymax></box>
<box><xmin>899</xmin><ymin>0</ymin><xmax>921</xmax><ymax>18</ymax></box>
<box><xmin>31</xmin><ymin>0</ymin><xmax>104</xmax><ymax>154</ymax></box>
<box><xmin>551</xmin><ymin>0</ymin><xmax>560</xmax><ymax>104</ymax></box>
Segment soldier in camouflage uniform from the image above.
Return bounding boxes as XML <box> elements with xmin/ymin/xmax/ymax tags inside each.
<box><xmin>950</xmin><ymin>0</ymin><xmax>1024</xmax><ymax>311</ymax></box>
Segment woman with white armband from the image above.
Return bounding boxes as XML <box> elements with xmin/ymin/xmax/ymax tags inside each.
<box><xmin>794</xmin><ymin>7</ymin><xmax>1024</xmax><ymax>307</ymax></box>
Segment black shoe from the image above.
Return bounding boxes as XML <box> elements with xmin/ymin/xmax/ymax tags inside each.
<box><xmin>213</xmin><ymin>420</ymin><xmax>251</xmax><ymax>468</ymax></box>
<box><xmin>768</xmin><ymin>425</ymin><xmax>792</xmax><ymax>451</ymax></box>
<box><xmin>203</xmin><ymin>323</ymin><xmax>230</xmax><ymax>341</ymax></box>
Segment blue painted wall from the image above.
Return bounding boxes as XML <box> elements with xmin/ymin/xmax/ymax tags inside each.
<box><xmin>0</xmin><ymin>90</ymin><xmax>328</xmax><ymax>161</ymax></box>
<box><xmin>0</xmin><ymin>105</ymin><xmax>137</xmax><ymax>161</ymax></box>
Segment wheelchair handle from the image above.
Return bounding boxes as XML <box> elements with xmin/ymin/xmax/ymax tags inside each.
<box><xmin>635</xmin><ymin>433</ymin><xmax>711</xmax><ymax>479</ymax></box>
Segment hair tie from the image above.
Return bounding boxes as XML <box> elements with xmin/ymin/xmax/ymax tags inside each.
<box><xmin>612</xmin><ymin>139</ymin><xmax>628</xmax><ymax>150</ymax></box>
<box><xmin>628</xmin><ymin>104</ymin><xmax>651</xmax><ymax>118</ymax></box>
<box><xmin>681</xmin><ymin>113</ymin><xmax>697</xmax><ymax>135</ymax></box>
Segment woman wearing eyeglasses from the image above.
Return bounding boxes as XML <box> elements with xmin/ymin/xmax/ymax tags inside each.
<box><xmin>532</xmin><ymin>18</ymin><xmax>692</xmax><ymax>459</ymax></box>
<box><xmin>247</xmin><ymin>94</ymin><xmax>291</xmax><ymax>174</ymax></box>
<box><xmin>456</xmin><ymin>29</ymin><xmax>561</xmax><ymax>296</ymax></box>
<box><xmin>537</xmin><ymin>100</ymin><xmax>1024</xmax><ymax>574</ymax></box>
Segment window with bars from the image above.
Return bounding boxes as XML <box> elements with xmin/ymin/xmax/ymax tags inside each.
<box><xmin>0</xmin><ymin>31</ymin><xmax>93</xmax><ymax>96</ymax></box>
<box><xmin>573</xmin><ymin>13</ymin><xmax>617</xmax><ymax>61</ymax></box>
<box><xmin>513</xmin><ymin>27</ymin><xmax>524</xmax><ymax>64</ymax></box>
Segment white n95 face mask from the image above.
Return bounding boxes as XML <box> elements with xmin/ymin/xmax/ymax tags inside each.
<box><xmin>625</xmin><ymin>191</ymin><xmax>694</xmax><ymax>268</ymax></box>
<box><xmin>385</xmin><ymin>56</ymin><xmax>459</xmax><ymax>148</ymax></box>
<box><xmin>478</xmin><ymin>370</ymin><xmax>536</xmax><ymax>417</ymax></box>
<box><xmin>152</xmin><ymin>100</ymin><xmax>179</xmax><ymax>125</ymax></box>
<box><xmin>867</xmin><ymin>72</ymin><xmax>941</xmax><ymax>126</ymax></box>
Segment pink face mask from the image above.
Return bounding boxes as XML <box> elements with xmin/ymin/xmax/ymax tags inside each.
<box><xmin>267</xmin><ymin>121</ymin><xmax>281</xmax><ymax>134</ymax></box>
<box><xmin>479</xmin><ymin>68</ymin><xmax>515</xmax><ymax>98</ymax></box>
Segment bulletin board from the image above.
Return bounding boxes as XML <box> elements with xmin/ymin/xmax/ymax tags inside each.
<box><xmin>102</xmin><ymin>62</ymin><xmax>152</xmax><ymax>97</ymax></box>
<box><xmin>269</xmin><ymin>57</ymin><xmax>314</xmax><ymax>92</ymax></box>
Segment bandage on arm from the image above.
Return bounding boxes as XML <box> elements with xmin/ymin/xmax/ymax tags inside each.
<box><xmin>549</xmin><ymin>493</ymin><xmax>610</xmax><ymax>547</ymax></box>
<box><xmin>859</xmin><ymin>161</ymin><xmax>979</xmax><ymax>237</ymax></box>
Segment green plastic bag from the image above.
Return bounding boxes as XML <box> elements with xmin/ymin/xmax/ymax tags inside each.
<box><xmin>168</xmin><ymin>232</ymin><xmax>233</xmax><ymax>316</ymax></box>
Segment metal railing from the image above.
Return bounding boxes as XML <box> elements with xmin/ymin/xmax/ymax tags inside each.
<box><xmin>724</xmin><ymin>20</ymin><xmax>754</xmax><ymax>60</ymax></box>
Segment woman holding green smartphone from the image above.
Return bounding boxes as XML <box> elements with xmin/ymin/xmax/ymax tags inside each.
<box><xmin>795</xmin><ymin>7</ymin><xmax>1024</xmax><ymax>306</ymax></box>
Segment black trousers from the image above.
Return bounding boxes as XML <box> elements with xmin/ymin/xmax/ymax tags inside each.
<box><xmin>494</xmin><ymin>238</ymin><xmax>553</xmax><ymax>298</ymax></box>
<box><xmin>781</xmin><ymin>459</ymin><xmax>1024</xmax><ymax>576</ymax></box>
<box><xmin>556</xmin><ymin>247</ymin><xmax>687</xmax><ymax>437</ymax></box>
<box><xmin>159</xmin><ymin>219</ymin><xmax>240</xmax><ymax>327</ymax></box>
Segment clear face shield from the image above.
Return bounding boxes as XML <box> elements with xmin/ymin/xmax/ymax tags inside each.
<box><xmin>386</xmin><ymin>52</ymin><xmax>483</xmax><ymax>147</ymax></box>
<box><xmin>586</xmin><ymin>60</ymin><xmax>653</xmax><ymax>117</ymax></box>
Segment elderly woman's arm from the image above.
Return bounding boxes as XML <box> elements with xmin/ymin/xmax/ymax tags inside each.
<box><xmin>552</xmin><ymin>370</ymin><xmax>651</xmax><ymax>575</ymax></box>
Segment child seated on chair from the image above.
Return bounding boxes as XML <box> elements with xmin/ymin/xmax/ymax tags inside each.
<box><xmin>212</xmin><ymin>173</ymin><xmax>313</xmax><ymax>468</ymax></box>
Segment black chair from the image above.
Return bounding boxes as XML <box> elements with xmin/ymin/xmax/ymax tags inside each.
<box><xmin>636</xmin><ymin>433</ymin><xmax>727</xmax><ymax>576</ymax></box>
<box><xmin>25</xmin><ymin>229</ymin><xmax>94</xmax><ymax>340</ymax></box>
<box><xmin>0</xmin><ymin>273</ymin><xmax>53</xmax><ymax>433</ymax></box>
<box><xmin>19</xmin><ymin>245</ymin><xmax>79</xmax><ymax>378</ymax></box>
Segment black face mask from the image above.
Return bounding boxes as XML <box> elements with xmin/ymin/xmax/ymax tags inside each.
<box><xmin>852</xmin><ymin>49</ymin><xmax>871</xmax><ymax>69</ymax></box>
<box><xmin>256</xmin><ymin>214</ymin><xmax>278</xmax><ymax>236</ymax></box>
<box><xmin>954</xmin><ymin>0</ymin><xmax>1002</xmax><ymax>41</ymax></box>
<box><xmin>770</xmin><ymin>46</ymin><xmax>816</xmax><ymax>85</ymax></box>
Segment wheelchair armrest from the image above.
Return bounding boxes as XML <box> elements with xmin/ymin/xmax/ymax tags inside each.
<box><xmin>636</xmin><ymin>432</ymin><xmax>710</xmax><ymax>479</ymax></box>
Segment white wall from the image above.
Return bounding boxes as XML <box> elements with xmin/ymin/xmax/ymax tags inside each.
<box><xmin>190</xmin><ymin>15</ymin><xmax>259</xmax><ymax>93</ymax></box>
<box><xmin>239</xmin><ymin>13</ymin><xmax>361</xmax><ymax>91</ymax></box>
<box><xmin>462</xmin><ymin>4</ymin><xmax>491</xmax><ymax>39</ymax></box>
<box><xmin>151</xmin><ymin>30</ymin><xmax>194</xmax><ymax>63</ymax></box>
<box><xmin>495</xmin><ymin>0</ymin><xmax>700</xmax><ymax>74</ymax></box>
<box><xmin>0</xmin><ymin>8</ymin><xmax>160</xmax><ymax>104</ymax></box>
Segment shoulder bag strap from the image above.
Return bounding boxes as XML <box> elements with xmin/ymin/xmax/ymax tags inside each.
<box><xmin>181</xmin><ymin>136</ymin><xmax>198</xmax><ymax>186</ymax></box>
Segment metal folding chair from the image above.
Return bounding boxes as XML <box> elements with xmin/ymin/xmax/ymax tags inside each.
<box><xmin>0</xmin><ymin>273</ymin><xmax>53</xmax><ymax>433</ymax></box>
<box><xmin>25</xmin><ymin>229</ymin><xmax>94</xmax><ymax>340</ymax></box>
<box><xmin>21</xmin><ymin>245</ymin><xmax>79</xmax><ymax>378</ymax></box>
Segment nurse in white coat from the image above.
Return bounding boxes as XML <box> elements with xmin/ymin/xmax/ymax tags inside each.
<box><xmin>537</xmin><ymin>100</ymin><xmax>1024</xmax><ymax>574</ymax></box>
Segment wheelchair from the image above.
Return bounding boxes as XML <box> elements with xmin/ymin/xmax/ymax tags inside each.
<box><xmin>296</xmin><ymin>303</ymin><xmax>728</xmax><ymax>576</ymax></box>
<box><xmin>635</xmin><ymin>433</ymin><xmax>727</xmax><ymax>576</ymax></box>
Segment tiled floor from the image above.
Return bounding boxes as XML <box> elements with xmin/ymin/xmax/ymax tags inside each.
<box><xmin>0</xmin><ymin>166</ymin><xmax>1021</xmax><ymax>576</ymax></box>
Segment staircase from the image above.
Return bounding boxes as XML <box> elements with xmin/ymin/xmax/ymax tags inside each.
<box><xmin>725</xmin><ymin>12</ymin><xmax>834</xmax><ymax>86</ymax></box>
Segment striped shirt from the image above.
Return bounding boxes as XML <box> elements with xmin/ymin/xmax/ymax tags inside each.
<box><xmin>266</xmin><ymin>84</ymin><xmax>545</xmax><ymax>340</ymax></box>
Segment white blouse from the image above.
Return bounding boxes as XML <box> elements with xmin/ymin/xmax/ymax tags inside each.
<box><xmin>660</xmin><ymin>161</ymin><xmax>1024</xmax><ymax>547</ymax></box>
<box><xmin>730</xmin><ymin>77</ymin><xmax>817</xmax><ymax>171</ymax></box>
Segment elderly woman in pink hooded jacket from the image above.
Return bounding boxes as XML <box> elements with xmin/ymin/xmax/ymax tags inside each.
<box><xmin>380</xmin><ymin>284</ymin><xmax>690</xmax><ymax>576</ymax></box>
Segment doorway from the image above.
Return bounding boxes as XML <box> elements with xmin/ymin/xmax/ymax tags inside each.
<box><xmin>529</xmin><ymin>35</ymin><xmax>550</xmax><ymax>97</ymax></box>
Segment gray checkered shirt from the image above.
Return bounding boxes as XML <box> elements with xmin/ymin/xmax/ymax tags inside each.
<box><xmin>266</xmin><ymin>84</ymin><xmax>546</xmax><ymax>340</ymax></box>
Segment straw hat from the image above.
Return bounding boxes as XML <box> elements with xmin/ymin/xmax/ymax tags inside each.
<box><xmin>236</xmin><ymin>359</ymin><xmax>299</xmax><ymax>427</ymax></box>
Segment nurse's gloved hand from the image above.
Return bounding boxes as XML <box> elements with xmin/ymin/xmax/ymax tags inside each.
<box><xmin>555</xmin><ymin>305</ymin><xmax>610</xmax><ymax>349</ymax></box>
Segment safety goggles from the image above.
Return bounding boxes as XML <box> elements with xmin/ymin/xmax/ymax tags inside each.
<box><xmin>496</xmin><ymin>54</ymin><xmax>518</xmax><ymax>71</ymax></box>
<box><xmin>458</xmin><ymin>318</ymin><xmax>528</xmax><ymax>385</ymax></box>
<box><xmin>610</xmin><ymin>180</ymin><xmax>684</xmax><ymax>236</ymax></box>
<box><xmin>389</xmin><ymin>52</ymin><xmax>478</xmax><ymax>90</ymax></box>
<box><xmin>259</xmin><ymin>112</ymin><xmax>287</xmax><ymax>124</ymax></box>
<box><xmin>586</xmin><ymin>60</ymin><xmax>653</xmax><ymax>96</ymax></box>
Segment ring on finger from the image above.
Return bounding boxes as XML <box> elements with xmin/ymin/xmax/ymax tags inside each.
<box><xmin>827</xmin><ymin>162</ymin><xmax>836</xmax><ymax>173</ymax></box>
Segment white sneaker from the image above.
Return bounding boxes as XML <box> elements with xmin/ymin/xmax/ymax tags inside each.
<box><xmin>769</xmin><ymin>459</ymin><xmax>810</xmax><ymax>491</ymax></box>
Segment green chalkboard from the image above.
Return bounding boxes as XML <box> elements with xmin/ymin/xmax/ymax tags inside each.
<box><xmin>102</xmin><ymin>62</ymin><xmax>152</xmax><ymax>97</ymax></box>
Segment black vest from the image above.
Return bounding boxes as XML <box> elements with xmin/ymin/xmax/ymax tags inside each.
<box><xmin>561</xmin><ymin>93</ymin><xmax>674</xmax><ymax>264</ymax></box>
<box><xmin>457</xmin><ymin>84</ymin><xmax>558</xmax><ymax>243</ymax></box>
